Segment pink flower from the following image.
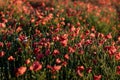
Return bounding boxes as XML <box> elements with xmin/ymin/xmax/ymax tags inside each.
<box><xmin>8</xmin><ymin>56</ymin><xmax>15</xmax><ymax>61</ymax></box>
<box><xmin>85</xmin><ymin>39</ymin><xmax>92</xmax><ymax>45</ymax></box>
<box><xmin>85</xmin><ymin>30</ymin><xmax>90</xmax><ymax>36</ymax></box>
<box><xmin>59</xmin><ymin>34</ymin><xmax>68</xmax><ymax>47</ymax></box>
<box><xmin>0</xmin><ymin>23</ymin><xmax>6</xmax><ymax>28</ymax></box>
<box><xmin>75</xmin><ymin>27</ymin><xmax>80</xmax><ymax>35</ymax></box>
<box><xmin>68</xmin><ymin>47</ymin><xmax>75</xmax><ymax>53</ymax></box>
<box><xmin>47</xmin><ymin>65</ymin><xmax>53</xmax><ymax>69</ymax></box>
<box><xmin>16</xmin><ymin>66</ymin><xmax>27</xmax><ymax>77</ymax></box>
<box><xmin>98</xmin><ymin>0</ymin><xmax>111</xmax><ymax>5</ymax></box>
<box><xmin>105</xmin><ymin>33</ymin><xmax>112</xmax><ymax>39</ymax></box>
<box><xmin>115</xmin><ymin>52</ymin><xmax>120</xmax><ymax>60</ymax></box>
<box><xmin>52</xmin><ymin>36</ymin><xmax>60</xmax><ymax>41</ymax></box>
<box><xmin>53</xmin><ymin>65</ymin><xmax>62</xmax><ymax>71</ymax></box>
<box><xmin>36</xmin><ymin>53</ymin><xmax>44</xmax><ymax>60</ymax></box>
<box><xmin>76</xmin><ymin>66</ymin><xmax>84</xmax><ymax>77</ymax></box>
<box><xmin>0</xmin><ymin>42</ymin><xmax>4</xmax><ymax>47</ymax></box>
<box><xmin>18</xmin><ymin>35</ymin><xmax>26</xmax><ymax>42</ymax></box>
<box><xmin>77</xmin><ymin>66</ymin><xmax>84</xmax><ymax>71</ymax></box>
<box><xmin>60</xmin><ymin>34</ymin><xmax>68</xmax><ymax>40</ymax></box>
<box><xmin>34</xmin><ymin>48</ymin><xmax>40</xmax><ymax>54</ymax></box>
<box><xmin>99</xmin><ymin>40</ymin><xmax>105</xmax><ymax>46</ymax></box>
<box><xmin>108</xmin><ymin>46</ymin><xmax>117</xmax><ymax>55</ymax></box>
<box><xmin>77</xmin><ymin>69</ymin><xmax>83</xmax><ymax>77</ymax></box>
<box><xmin>116</xmin><ymin>66</ymin><xmax>120</xmax><ymax>75</ymax></box>
<box><xmin>78</xmin><ymin>50</ymin><xmax>84</xmax><ymax>55</ymax></box>
<box><xmin>97</xmin><ymin>33</ymin><xmax>104</xmax><ymax>38</ymax></box>
<box><xmin>90</xmin><ymin>33</ymin><xmax>95</xmax><ymax>38</ymax></box>
<box><xmin>60</xmin><ymin>39</ymin><xmax>68</xmax><ymax>47</ymax></box>
<box><xmin>104</xmin><ymin>46</ymin><xmax>117</xmax><ymax>55</ymax></box>
<box><xmin>118</xmin><ymin>36</ymin><xmax>120</xmax><ymax>42</ymax></box>
<box><xmin>45</xmin><ymin>49</ymin><xmax>50</xmax><ymax>56</ymax></box>
<box><xmin>47</xmin><ymin>65</ymin><xmax>62</xmax><ymax>73</ymax></box>
<box><xmin>0</xmin><ymin>51</ymin><xmax>5</xmax><ymax>57</ymax></box>
<box><xmin>91</xmin><ymin>26</ymin><xmax>95</xmax><ymax>32</ymax></box>
<box><xmin>86</xmin><ymin>67</ymin><xmax>92</xmax><ymax>73</ymax></box>
<box><xmin>52</xmin><ymin>49</ymin><xmax>60</xmax><ymax>56</ymax></box>
<box><xmin>56</xmin><ymin>58</ymin><xmax>62</xmax><ymax>64</ymax></box>
<box><xmin>94</xmin><ymin>75</ymin><xmax>102</xmax><ymax>80</ymax></box>
<box><xmin>70</xmin><ymin>25</ymin><xmax>76</xmax><ymax>32</ymax></box>
<box><xmin>29</xmin><ymin>61</ymin><xmax>42</xmax><ymax>72</ymax></box>
<box><xmin>62</xmin><ymin>61</ymin><xmax>68</xmax><ymax>67</ymax></box>
<box><xmin>25</xmin><ymin>59</ymin><xmax>30</xmax><ymax>64</ymax></box>
<box><xmin>16</xmin><ymin>26</ymin><xmax>22</xmax><ymax>33</ymax></box>
<box><xmin>6</xmin><ymin>42</ymin><xmax>11</xmax><ymax>49</ymax></box>
<box><xmin>64</xmin><ymin>54</ymin><xmax>69</xmax><ymax>60</ymax></box>
<box><xmin>77</xmin><ymin>22</ymin><xmax>80</xmax><ymax>26</ymax></box>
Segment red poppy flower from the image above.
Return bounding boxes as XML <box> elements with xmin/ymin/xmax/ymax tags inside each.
<box><xmin>53</xmin><ymin>49</ymin><xmax>60</xmax><ymax>56</ymax></box>
<box><xmin>116</xmin><ymin>66</ymin><xmax>120</xmax><ymax>75</ymax></box>
<box><xmin>16</xmin><ymin>66</ymin><xmax>27</xmax><ymax>77</ymax></box>
<box><xmin>0</xmin><ymin>42</ymin><xmax>4</xmax><ymax>47</ymax></box>
<box><xmin>64</xmin><ymin>54</ymin><xmax>69</xmax><ymax>60</ymax></box>
<box><xmin>0</xmin><ymin>51</ymin><xmax>5</xmax><ymax>57</ymax></box>
<box><xmin>60</xmin><ymin>34</ymin><xmax>68</xmax><ymax>40</ymax></box>
<box><xmin>8</xmin><ymin>56</ymin><xmax>15</xmax><ymax>61</ymax></box>
<box><xmin>29</xmin><ymin>61</ymin><xmax>42</xmax><ymax>72</ymax></box>
<box><xmin>0</xmin><ymin>23</ymin><xmax>6</xmax><ymax>28</ymax></box>
<box><xmin>90</xmin><ymin>33</ymin><xmax>95</xmax><ymax>38</ymax></box>
<box><xmin>56</xmin><ymin>58</ymin><xmax>62</xmax><ymax>64</ymax></box>
<box><xmin>25</xmin><ymin>58</ymin><xmax>30</xmax><ymax>64</ymax></box>
<box><xmin>115</xmin><ymin>52</ymin><xmax>120</xmax><ymax>60</ymax></box>
<box><xmin>70</xmin><ymin>25</ymin><xmax>76</xmax><ymax>32</ymax></box>
<box><xmin>68</xmin><ymin>47</ymin><xmax>75</xmax><ymax>53</ymax></box>
<box><xmin>16</xmin><ymin>26</ymin><xmax>22</xmax><ymax>33</ymax></box>
<box><xmin>36</xmin><ymin>53</ymin><xmax>44</xmax><ymax>60</ymax></box>
<box><xmin>86</xmin><ymin>67</ymin><xmax>92</xmax><ymax>73</ymax></box>
<box><xmin>53</xmin><ymin>65</ymin><xmax>62</xmax><ymax>71</ymax></box>
<box><xmin>45</xmin><ymin>49</ymin><xmax>50</xmax><ymax>56</ymax></box>
<box><xmin>34</xmin><ymin>48</ymin><xmax>40</xmax><ymax>54</ymax></box>
<box><xmin>76</xmin><ymin>66</ymin><xmax>84</xmax><ymax>77</ymax></box>
<box><xmin>105</xmin><ymin>33</ymin><xmax>112</xmax><ymax>39</ymax></box>
<box><xmin>94</xmin><ymin>75</ymin><xmax>102</xmax><ymax>80</ymax></box>
<box><xmin>60</xmin><ymin>39</ymin><xmax>68</xmax><ymax>47</ymax></box>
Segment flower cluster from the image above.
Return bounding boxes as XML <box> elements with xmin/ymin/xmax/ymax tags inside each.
<box><xmin>0</xmin><ymin>0</ymin><xmax>120</xmax><ymax>80</ymax></box>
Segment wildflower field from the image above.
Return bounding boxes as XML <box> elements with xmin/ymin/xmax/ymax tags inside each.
<box><xmin>1</xmin><ymin>0</ymin><xmax>120</xmax><ymax>80</ymax></box>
